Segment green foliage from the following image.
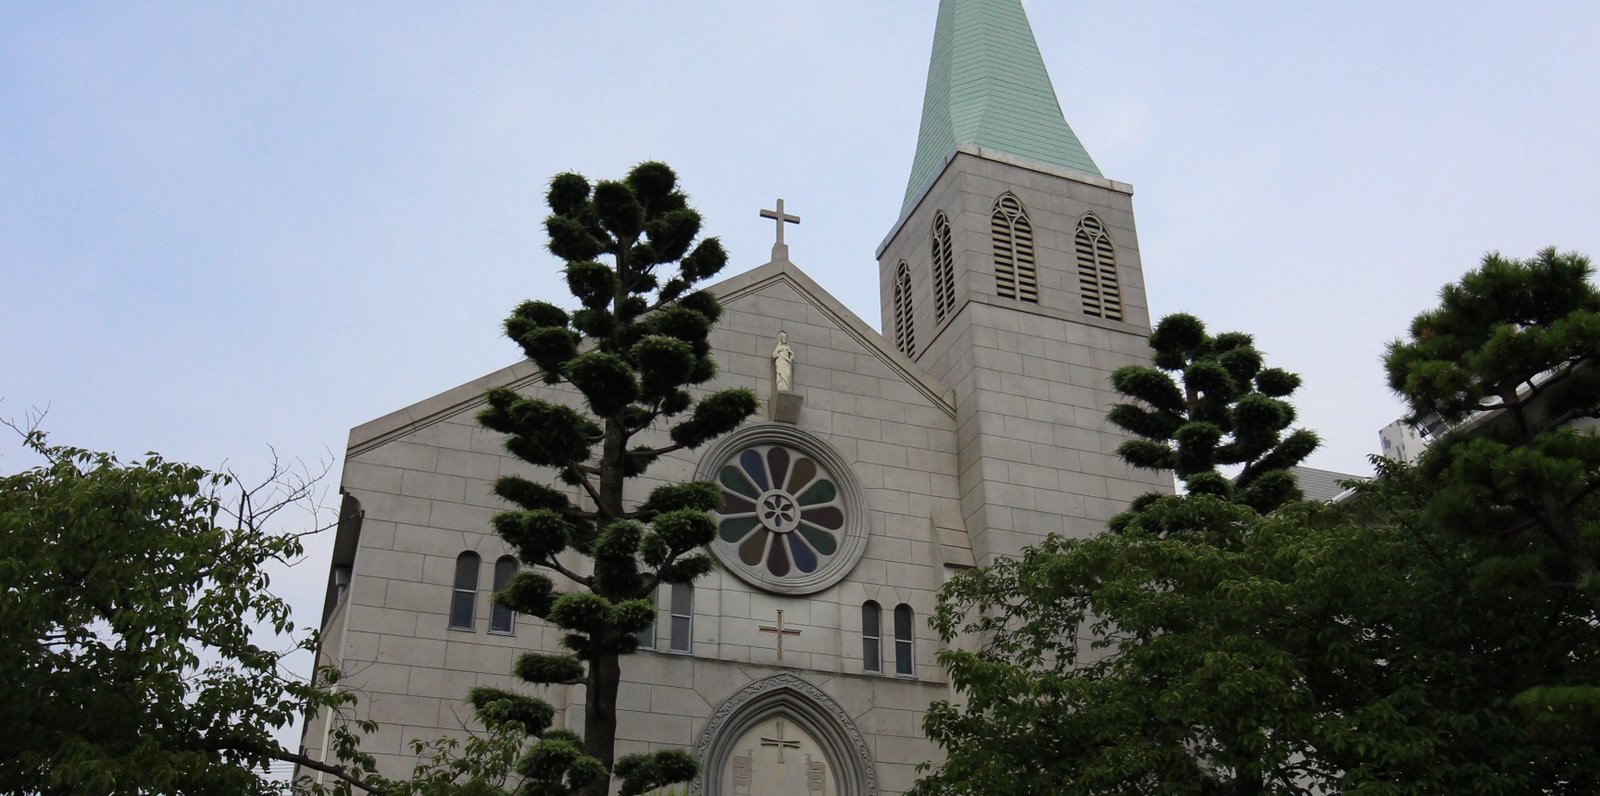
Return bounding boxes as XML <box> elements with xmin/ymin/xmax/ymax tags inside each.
<box><xmin>1385</xmin><ymin>248</ymin><xmax>1600</xmax><ymax>593</ymax></box>
<box><xmin>0</xmin><ymin>429</ymin><xmax>389</xmax><ymax>794</ymax></box>
<box><xmin>614</xmin><ymin>749</ymin><xmax>698</xmax><ymax>796</ymax></box>
<box><xmin>1108</xmin><ymin>312</ymin><xmax>1317</xmax><ymax>512</ymax></box>
<box><xmin>465</xmin><ymin>162</ymin><xmax>757</xmax><ymax>795</ymax></box>
<box><xmin>1383</xmin><ymin>246</ymin><xmax>1600</xmax><ymax>743</ymax></box>
<box><xmin>915</xmin><ymin>463</ymin><xmax>1600</xmax><ymax>794</ymax></box>
<box><xmin>918</xmin><ymin>253</ymin><xmax>1600</xmax><ymax>794</ymax></box>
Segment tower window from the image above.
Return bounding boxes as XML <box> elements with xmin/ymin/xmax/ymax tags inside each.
<box><xmin>669</xmin><ymin>582</ymin><xmax>693</xmax><ymax>653</ymax></box>
<box><xmin>932</xmin><ymin>212</ymin><xmax>955</xmax><ymax>322</ymax></box>
<box><xmin>893</xmin><ymin>262</ymin><xmax>915</xmax><ymax>358</ymax></box>
<box><xmin>893</xmin><ymin>603</ymin><xmax>915</xmax><ymax>676</ymax></box>
<box><xmin>991</xmin><ymin>193</ymin><xmax>1038</xmax><ymax>303</ymax></box>
<box><xmin>489</xmin><ymin>555</ymin><xmax>517</xmax><ymax>634</ymax></box>
<box><xmin>862</xmin><ymin>601</ymin><xmax>883</xmax><ymax>674</ymax></box>
<box><xmin>449</xmin><ymin>551</ymin><xmax>481</xmax><ymax>630</ymax></box>
<box><xmin>1074</xmin><ymin>213</ymin><xmax>1123</xmax><ymax>321</ymax></box>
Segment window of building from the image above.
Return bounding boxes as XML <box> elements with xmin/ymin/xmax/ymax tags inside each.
<box><xmin>489</xmin><ymin>555</ymin><xmax>517</xmax><ymax>634</ymax></box>
<box><xmin>991</xmin><ymin>193</ymin><xmax>1038</xmax><ymax>303</ymax></box>
<box><xmin>449</xmin><ymin>552</ymin><xmax>480</xmax><ymax>630</ymax></box>
<box><xmin>636</xmin><ymin>587</ymin><xmax>658</xmax><ymax>650</ymax></box>
<box><xmin>669</xmin><ymin>582</ymin><xmax>693</xmax><ymax>653</ymax></box>
<box><xmin>1074</xmin><ymin>213</ymin><xmax>1123</xmax><ymax>321</ymax></box>
<box><xmin>862</xmin><ymin>601</ymin><xmax>883</xmax><ymax>674</ymax></box>
<box><xmin>932</xmin><ymin>212</ymin><xmax>955</xmax><ymax>322</ymax></box>
<box><xmin>893</xmin><ymin>603</ymin><xmax>914</xmax><ymax>676</ymax></box>
<box><xmin>893</xmin><ymin>262</ymin><xmax>915</xmax><ymax>358</ymax></box>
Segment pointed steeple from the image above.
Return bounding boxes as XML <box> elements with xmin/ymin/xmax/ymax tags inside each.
<box><xmin>902</xmin><ymin>0</ymin><xmax>1101</xmax><ymax>214</ymax></box>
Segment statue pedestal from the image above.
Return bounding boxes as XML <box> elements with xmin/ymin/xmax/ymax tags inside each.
<box><xmin>770</xmin><ymin>391</ymin><xmax>803</xmax><ymax>424</ymax></box>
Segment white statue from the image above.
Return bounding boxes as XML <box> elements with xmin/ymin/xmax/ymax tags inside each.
<box><xmin>772</xmin><ymin>331</ymin><xmax>794</xmax><ymax>393</ymax></box>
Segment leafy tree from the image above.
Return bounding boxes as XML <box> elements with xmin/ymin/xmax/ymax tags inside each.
<box><xmin>0</xmin><ymin>425</ymin><xmax>382</xmax><ymax>794</ymax></box>
<box><xmin>1108</xmin><ymin>313</ymin><xmax>1318</xmax><ymax>512</ymax></box>
<box><xmin>913</xmin><ymin>293</ymin><xmax>1600</xmax><ymax>795</ymax></box>
<box><xmin>472</xmin><ymin>161</ymin><xmax>757</xmax><ymax>796</ymax></box>
<box><xmin>913</xmin><ymin>315</ymin><xmax>1324</xmax><ymax>795</ymax></box>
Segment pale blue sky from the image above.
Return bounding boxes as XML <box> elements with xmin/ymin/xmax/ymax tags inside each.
<box><xmin>4</xmin><ymin>0</ymin><xmax>1599</xmax><ymax>749</ymax></box>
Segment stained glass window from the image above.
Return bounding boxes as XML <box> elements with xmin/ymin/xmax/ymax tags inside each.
<box><xmin>715</xmin><ymin>444</ymin><xmax>846</xmax><ymax>579</ymax></box>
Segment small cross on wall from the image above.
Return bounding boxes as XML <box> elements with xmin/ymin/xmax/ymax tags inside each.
<box><xmin>760</xmin><ymin>718</ymin><xmax>802</xmax><ymax>763</ymax></box>
<box><xmin>759</xmin><ymin>609</ymin><xmax>803</xmax><ymax>661</ymax></box>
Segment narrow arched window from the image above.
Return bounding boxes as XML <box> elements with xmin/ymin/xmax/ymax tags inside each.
<box><xmin>893</xmin><ymin>262</ymin><xmax>915</xmax><ymax>358</ymax></box>
<box><xmin>991</xmin><ymin>193</ymin><xmax>1037</xmax><ymax>303</ymax></box>
<box><xmin>862</xmin><ymin>601</ymin><xmax>883</xmax><ymax>674</ymax></box>
<box><xmin>669</xmin><ymin>582</ymin><xmax>693</xmax><ymax>653</ymax></box>
<box><xmin>636</xmin><ymin>587</ymin><xmax>658</xmax><ymax>650</ymax></box>
<box><xmin>931</xmin><ymin>212</ymin><xmax>955</xmax><ymax>322</ymax></box>
<box><xmin>449</xmin><ymin>552</ymin><xmax>481</xmax><ymax>630</ymax></box>
<box><xmin>489</xmin><ymin>556</ymin><xmax>517</xmax><ymax>634</ymax></box>
<box><xmin>893</xmin><ymin>603</ymin><xmax>914</xmax><ymax>676</ymax></box>
<box><xmin>1074</xmin><ymin>213</ymin><xmax>1123</xmax><ymax>321</ymax></box>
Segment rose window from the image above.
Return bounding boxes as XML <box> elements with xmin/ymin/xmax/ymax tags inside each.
<box><xmin>699</xmin><ymin>426</ymin><xmax>866</xmax><ymax>595</ymax></box>
<box><xmin>716</xmin><ymin>445</ymin><xmax>845</xmax><ymax>578</ymax></box>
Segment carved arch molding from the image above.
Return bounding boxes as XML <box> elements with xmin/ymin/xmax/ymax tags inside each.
<box><xmin>691</xmin><ymin>673</ymin><xmax>878</xmax><ymax>796</ymax></box>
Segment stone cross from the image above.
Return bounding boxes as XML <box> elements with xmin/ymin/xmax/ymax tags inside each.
<box><xmin>759</xmin><ymin>609</ymin><xmax>802</xmax><ymax>660</ymax></box>
<box><xmin>760</xmin><ymin>198</ymin><xmax>800</xmax><ymax>261</ymax></box>
<box><xmin>760</xmin><ymin>718</ymin><xmax>801</xmax><ymax>763</ymax></box>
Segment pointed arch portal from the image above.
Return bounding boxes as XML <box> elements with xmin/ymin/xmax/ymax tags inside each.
<box><xmin>692</xmin><ymin>673</ymin><xmax>878</xmax><ymax>796</ymax></box>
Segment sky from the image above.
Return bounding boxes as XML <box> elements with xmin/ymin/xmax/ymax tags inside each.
<box><xmin>4</xmin><ymin>0</ymin><xmax>1600</xmax><ymax>755</ymax></box>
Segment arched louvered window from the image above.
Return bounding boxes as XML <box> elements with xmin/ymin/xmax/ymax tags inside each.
<box><xmin>449</xmin><ymin>552</ymin><xmax>480</xmax><ymax>630</ymax></box>
<box><xmin>893</xmin><ymin>603</ymin><xmax>915</xmax><ymax>676</ymax></box>
<box><xmin>991</xmin><ymin>193</ymin><xmax>1038</xmax><ymax>303</ymax></box>
<box><xmin>489</xmin><ymin>556</ymin><xmax>517</xmax><ymax>634</ymax></box>
<box><xmin>1074</xmin><ymin>213</ymin><xmax>1123</xmax><ymax>321</ymax></box>
<box><xmin>862</xmin><ymin>601</ymin><xmax>883</xmax><ymax>674</ymax></box>
<box><xmin>931</xmin><ymin>212</ymin><xmax>955</xmax><ymax>322</ymax></box>
<box><xmin>893</xmin><ymin>262</ymin><xmax>915</xmax><ymax>358</ymax></box>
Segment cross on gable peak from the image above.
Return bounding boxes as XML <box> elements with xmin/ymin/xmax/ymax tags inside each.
<box><xmin>759</xmin><ymin>198</ymin><xmax>801</xmax><ymax>262</ymax></box>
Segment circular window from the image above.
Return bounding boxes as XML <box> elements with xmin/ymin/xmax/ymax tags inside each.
<box><xmin>697</xmin><ymin>425</ymin><xmax>866</xmax><ymax>595</ymax></box>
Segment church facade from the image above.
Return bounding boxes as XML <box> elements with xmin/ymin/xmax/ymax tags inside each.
<box><xmin>299</xmin><ymin>1</ymin><xmax>1168</xmax><ymax>793</ymax></box>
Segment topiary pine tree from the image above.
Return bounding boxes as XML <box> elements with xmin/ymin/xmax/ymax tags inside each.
<box><xmin>472</xmin><ymin>162</ymin><xmax>758</xmax><ymax>796</ymax></box>
<box><xmin>1384</xmin><ymin>247</ymin><xmax>1600</xmax><ymax>603</ymax></box>
<box><xmin>1107</xmin><ymin>312</ymin><xmax>1319</xmax><ymax>513</ymax></box>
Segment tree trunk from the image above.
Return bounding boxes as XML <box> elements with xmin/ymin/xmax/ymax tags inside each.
<box><xmin>581</xmin><ymin>414</ymin><xmax>628</xmax><ymax>795</ymax></box>
<box><xmin>582</xmin><ymin>651</ymin><xmax>623</xmax><ymax>796</ymax></box>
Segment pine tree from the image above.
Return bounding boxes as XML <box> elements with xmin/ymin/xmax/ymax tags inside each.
<box><xmin>1384</xmin><ymin>247</ymin><xmax>1600</xmax><ymax>597</ymax></box>
<box><xmin>1384</xmin><ymin>246</ymin><xmax>1600</xmax><ymax>737</ymax></box>
<box><xmin>472</xmin><ymin>162</ymin><xmax>758</xmax><ymax>796</ymax></box>
<box><xmin>1108</xmin><ymin>312</ymin><xmax>1319</xmax><ymax>511</ymax></box>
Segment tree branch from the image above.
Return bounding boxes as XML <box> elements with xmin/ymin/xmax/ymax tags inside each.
<box><xmin>628</xmin><ymin>442</ymin><xmax>684</xmax><ymax>459</ymax></box>
<box><xmin>269</xmin><ymin>747</ymin><xmax>389</xmax><ymax>794</ymax></box>
<box><xmin>543</xmin><ymin>556</ymin><xmax>593</xmax><ymax>588</ymax></box>
<box><xmin>564</xmin><ymin>462</ymin><xmax>606</xmax><ymax>511</ymax></box>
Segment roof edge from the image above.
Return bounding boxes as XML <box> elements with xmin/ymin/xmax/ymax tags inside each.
<box><xmin>346</xmin><ymin>260</ymin><xmax>957</xmax><ymax>455</ymax></box>
<box><xmin>878</xmin><ymin>143</ymin><xmax>1133</xmax><ymax>259</ymax></box>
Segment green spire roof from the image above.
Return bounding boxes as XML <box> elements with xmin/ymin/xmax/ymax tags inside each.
<box><xmin>902</xmin><ymin>0</ymin><xmax>1101</xmax><ymax>213</ymax></box>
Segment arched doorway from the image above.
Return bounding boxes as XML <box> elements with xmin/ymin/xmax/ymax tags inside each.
<box><xmin>691</xmin><ymin>674</ymin><xmax>878</xmax><ymax>796</ymax></box>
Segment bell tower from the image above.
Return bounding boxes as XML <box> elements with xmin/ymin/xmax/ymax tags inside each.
<box><xmin>877</xmin><ymin>0</ymin><xmax>1170</xmax><ymax>565</ymax></box>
